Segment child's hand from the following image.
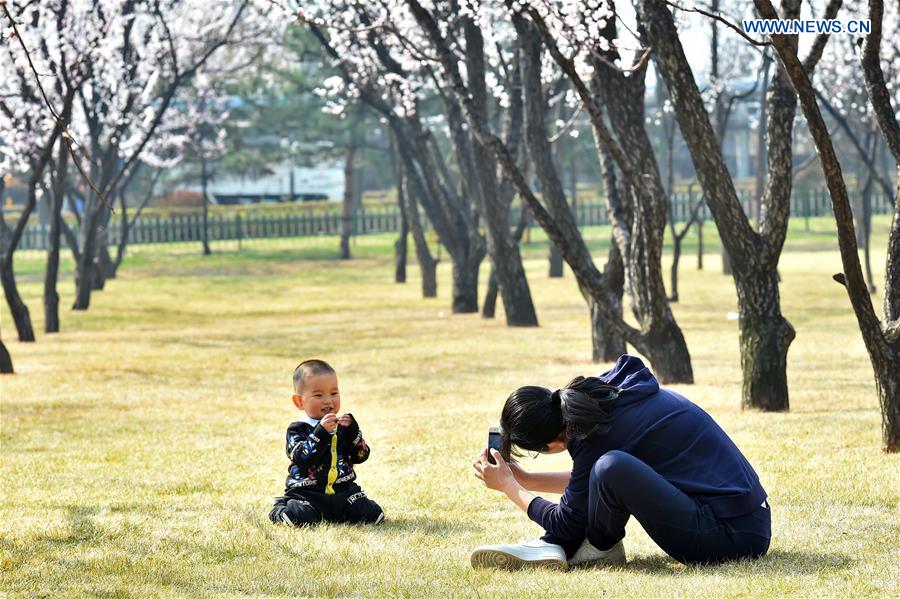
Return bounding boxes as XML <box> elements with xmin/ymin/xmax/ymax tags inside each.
<box><xmin>338</xmin><ymin>414</ymin><xmax>354</xmax><ymax>427</ymax></box>
<box><xmin>320</xmin><ymin>413</ymin><xmax>338</xmax><ymax>433</ymax></box>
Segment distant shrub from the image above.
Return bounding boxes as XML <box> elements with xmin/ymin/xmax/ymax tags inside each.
<box><xmin>156</xmin><ymin>190</ymin><xmax>204</xmax><ymax>208</ymax></box>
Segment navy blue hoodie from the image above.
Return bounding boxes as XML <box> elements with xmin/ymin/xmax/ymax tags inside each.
<box><xmin>527</xmin><ymin>355</ymin><xmax>767</xmax><ymax>542</ymax></box>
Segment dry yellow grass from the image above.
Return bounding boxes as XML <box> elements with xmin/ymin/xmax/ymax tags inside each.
<box><xmin>1</xmin><ymin>223</ymin><xmax>899</xmax><ymax>597</ymax></box>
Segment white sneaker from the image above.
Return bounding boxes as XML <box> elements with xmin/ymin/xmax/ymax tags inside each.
<box><xmin>470</xmin><ymin>538</ymin><xmax>568</xmax><ymax>571</ymax></box>
<box><xmin>568</xmin><ymin>539</ymin><xmax>626</xmax><ymax>568</ymax></box>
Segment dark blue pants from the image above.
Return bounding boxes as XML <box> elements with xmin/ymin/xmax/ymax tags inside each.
<box><xmin>544</xmin><ymin>450</ymin><xmax>771</xmax><ymax>564</ymax></box>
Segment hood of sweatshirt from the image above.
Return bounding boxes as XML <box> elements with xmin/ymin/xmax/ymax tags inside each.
<box><xmin>598</xmin><ymin>354</ymin><xmax>660</xmax><ymax>406</ymax></box>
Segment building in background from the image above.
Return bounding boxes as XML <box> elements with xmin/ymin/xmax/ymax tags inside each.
<box><xmin>185</xmin><ymin>161</ymin><xmax>344</xmax><ymax>205</ymax></box>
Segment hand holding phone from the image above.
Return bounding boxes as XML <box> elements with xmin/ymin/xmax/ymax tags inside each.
<box><xmin>487</xmin><ymin>426</ymin><xmax>502</xmax><ymax>465</ymax></box>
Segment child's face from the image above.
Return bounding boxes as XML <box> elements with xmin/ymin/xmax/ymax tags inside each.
<box><xmin>292</xmin><ymin>373</ymin><xmax>341</xmax><ymax>420</ymax></box>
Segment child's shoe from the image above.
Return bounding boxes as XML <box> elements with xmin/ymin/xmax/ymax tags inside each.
<box><xmin>470</xmin><ymin>538</ymin><xmax>568</xmax><ymax>571</ymax></box>
<box><xmin>568</xmin><ymin>539</ymin><xmax>626</xmax><ymax>568</ymax></box>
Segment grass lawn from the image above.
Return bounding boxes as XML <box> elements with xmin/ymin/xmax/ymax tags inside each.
<box><xmin>2</xmin><ymin>217</ymin><xmax>898</xmax><ymax>597</ymax></box>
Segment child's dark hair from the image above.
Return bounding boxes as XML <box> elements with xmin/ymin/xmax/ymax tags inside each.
<box><xmin>293</xmin><ymin>359</ymin><xmax>335</xmax><ymax>392</ymax></box>
<box><xmin>499</xmin><ymin>376</ymin><xmax>619</xmax><ymax>460</ymax></box>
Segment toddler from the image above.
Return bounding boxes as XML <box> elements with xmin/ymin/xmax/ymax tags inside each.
<box><xmin>268</xmin><ymin>359</ymin><xmax>384</xmax><ymax>526</ymax></box>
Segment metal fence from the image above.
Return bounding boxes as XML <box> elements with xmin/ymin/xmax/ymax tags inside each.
<box><xmin>16</xmin><ymin>188</ymin><xmax>895</xmax><ymax>251</ymax></box>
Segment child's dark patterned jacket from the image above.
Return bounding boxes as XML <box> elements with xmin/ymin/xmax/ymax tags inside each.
<box><xmin>282</xmin><ymin>414</ymin><xmax>370</xmax><ymax>496</ymax></box>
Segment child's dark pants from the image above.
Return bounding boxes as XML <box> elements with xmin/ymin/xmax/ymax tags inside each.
<box><xmin>544</xmin><ymin>450</ymin><xmax>771</xmax><ymax>564</ymax></box>
<box><xmin>269</xmin><ymin>483</ymin><xmax>383</xmax><ymax>527</ymax></box>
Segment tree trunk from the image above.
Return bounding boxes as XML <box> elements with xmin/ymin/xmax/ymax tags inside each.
<box><xmin>591</xmin><ymin>242</ymin><xmax>627</xmax><ymax>362</ymax></box>
<box><xmin>482</xmin><ymin>268</ymin><xmax>499</xmax><ymax>319</ymax></box>
<box><xmin>45</xmin><ymin>133</ymin><xmax>70</xmax><ymax>334</ymax></box>
<box><xmin>548</xmin><ymin>247</ymin><xmax>564</xmax><ymax>277</ymax></box>
<box><xmin>0</xmin><ymin>261</ymin><xmax>34</xmax><ymax>342</ymax></box>
<box><xmin>396</xmin><ymin>159</ymin><xmax>437</xmax><ymax>298</ymax></box>
<box><xmin>751</xmin><ymin>0</ymin><xmax>900</xmax><ymax>445</ymax></box>
<box><xmin>590</xmin><ymin>297</ymin><xmax>626</xmax><ymax>362</ymax></box>
<box><xmin>634</xmin><ymin>0</ymin><xmax>806</xmax><ymax>400</ymax></box>
<box><xmin>642</xmin><ymin>319</ymin><xmax>696</xmax><ymax>384</ymax></box>
<box><xmin>697</xmin><ymin>218</ymin><xmax>704</xmax><ymax>269</ymax></box>
<box><xmin>4</xmin><ymin>121</ymin><xmax>65</xmax><ymax>337</ymax></box>
<box><xmin>721</xmin><ymin>246</ymin><xmax>733</xmax><ymax>275</ymax></box>
<box><xmin>395</xmin><ymin>210</ymin><xmax>408</xmax><ymax>284</ymax></box>
<box><xmin>390</xmin><ymin>135</ymin><xmax>408</xmax><ymax>284</ymax></box>
<box><xmin>448</xmin><ymin>22</ymin><xmax>537</xmax><ymax>325</ymax></box>
<box><xmin>0</xmin><ymin>335</ymin><xmax>12</xmax><ymax>374</ymax></box>
<box><xmin>94</xmin><ymin>230</ymin><xmax>111</xmax><ymax>289</ymax></box>
<box><xmin>73</xmin><ymin>203</ymin><xmax>102</xmax><ymax>310</ymax></box>
<box><xmin>202</xmin><ymin>157</ymin><xmax>211</xmax><ymax>256</ymax></box>
<box><xmin>875</xmin><ymin>348</ymin><xmax>900</xmax><ymax>452</ymax></box>
<box><xmin>340</xmin><ymin>139</ymin><xmax>355</xmax><ymax>260</ymax></box>
<box><xmin>485</xmin><ymin>204</ymin><xmax>530</xmax><ymax>319</ymax></box>
<box><xmin>736</xmin><ymin>270</ymin><xmax>795</xmax><ymax>411</ymax></box>
<box><xmin>451</xmin><ymin>258</ymin><xmax>479</xmax><ymax>314</ymax></box>
<box><xmin>669</xmin><ymin>238</ymin><xmax>682</xmax><ymax>303</ymax></box>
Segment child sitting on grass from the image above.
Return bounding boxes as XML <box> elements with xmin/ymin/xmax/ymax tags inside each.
<box><xmin>268</xmin><ymin>359</ymin><xmax>384</xmax><ymax>527</ymax></box>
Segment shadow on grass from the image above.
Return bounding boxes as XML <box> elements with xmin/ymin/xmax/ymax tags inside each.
<box><xmin>622</xmin><ymin>548</ymin><xmax>854</xmax><ymax>575</ymax></box>
<box><xmin>248</xmin><ymin>507</ymin><xmax>475</xmax><ymax>542</ymax></box>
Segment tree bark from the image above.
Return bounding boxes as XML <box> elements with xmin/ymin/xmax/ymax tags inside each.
<box><xmin>485</xmin><ymin>202</ymin><xmax>531</xmax><ymax>319</ymax></box>
<box><xmin>389</xmin><ymin>133</ymin><xmax>408</xmax><ymax>283</ymax></box>
<box><xmin>201</xmin><ymin>157</ymin><xmax>211</xmax><ymax>256</ymax></box>
<box><xmin>395</xmin><ymin>154</ymin><xmax>437</xmax><ymax>298</ymax></box>
<box><xmin>753</xmin><ymin>0</ymin><xmax>900</xmax><ymax>448</ymax></box>
<box><xmin>340</xmin><ymin>138</ymin><xmax>355</xmax><ymax>260</ymax></box>
<box><xmin>592</xmin><ymin>242</ymin><xmax>627</xmax><ymax>362</ymax></box>
<box><xmin>2</xmin><ymin>126</ymin><xmax>62</xmax><ymax>340</ymax></box>
<box><xmin>0</xmin><ymin>334</ymin><xmax>12</xmax><ymax>374</ymax></box>
<box><xmin>446</xmin><ymin>20</ymin><xmax>538</xmax><ymax>325</ymax></box>
<box><xmin>697</xmin><ymin>217</ymin><xmax>704</xmax><ymax>269</ymax></box>
<box><xmin>45</xmin><ymin>129</ymin><xmax>71</xmax><ymax>333</ymax></box>
<box><xmin>736</xmin><ymin>268</ymin><xmax>795</xmax><ymax>410</ymax></box>
<box><xmin>587</xmin><ymin>5</ymin><xmax>692</xmax><ymax>379</ymax></box>
<box><xmin>548</xmin><ymin>247</ymin><xmax>564</xmax><ymax>277</ymax></box>
<box><xmin>634</xmin><ymin>0</ymin><xmax>805</xmax><ymax>407</ymax></box>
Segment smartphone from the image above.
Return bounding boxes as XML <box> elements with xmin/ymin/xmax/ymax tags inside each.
<box><xmin>487</xmin><ymin>426</ymin><xmax>502</xmax><ymax>465</ymax></box>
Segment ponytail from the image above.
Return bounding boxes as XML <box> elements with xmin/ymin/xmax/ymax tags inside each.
<box><xmin>499</xmin><ymin>377</ymin><xmax>620</xmax><ymax>459</ymax></box>
<box><xmin>558</xmin><ymin>376</ymin><xmax>619</xmax><ymax>440</ymax></box>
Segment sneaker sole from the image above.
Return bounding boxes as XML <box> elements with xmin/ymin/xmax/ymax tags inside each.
<box><xmin>470</xmin><ymin>548</ymin><xmax>568</xmax><ymax>571</ymax></box>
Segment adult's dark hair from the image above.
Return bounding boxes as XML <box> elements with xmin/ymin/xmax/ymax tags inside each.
<box><xmin>499</xmin><ymin>376</ymin><xmax>619</xmax><ymax>460</ymax></box>
<box><xmin>292</xmin><ymin>359</ymin><xmax>335</xmax><ymax>392</ymax></box>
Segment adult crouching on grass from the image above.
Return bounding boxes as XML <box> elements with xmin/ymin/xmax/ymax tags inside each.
<box><xmin>470</xmin><ymin>355</ymin><xmax>771</xmax><ymax>570</ymax></box>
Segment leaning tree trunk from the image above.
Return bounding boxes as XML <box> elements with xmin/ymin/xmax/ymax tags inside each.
<box><xmin>634</xmin><ymin>0</ymin><xmax>812</xmax><ymax>404</ymax></box>
<box><xmin>0</xmin><ymin>261</ymin><xmax>34</xmax><ymax>342</ymax></box>
<box><xmin>0</xmin><ymin>334</ymin><xmax>12</xmax><ymax>374</ymax></box>
<box><xmin>752</xmin><ymin>0</ymin><xmax>900</xmax><ymax>449</ymax></box>
<box><xmin>3</xmin><ymin>124</ymin><xmax>63</xmax><ymax>338</ymax></box>
<box><xmin>450</xmin><ymin>24</ymin><xmax>538</xmax><ymax>326</ymax></box>
<box><xmin>3</xmin><ymin>177</ymin><xmax>44</xmax><ymax>342</ymax></box>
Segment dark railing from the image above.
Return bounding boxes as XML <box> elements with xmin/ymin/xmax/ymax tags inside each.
<box><xmin>16</xmin><ymin>188</ymin><xmax>895</xmax><ymax>251</ymax></box>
